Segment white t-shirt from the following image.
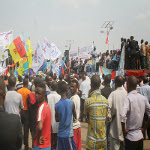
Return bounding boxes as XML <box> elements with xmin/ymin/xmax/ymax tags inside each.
<box><xmin>47</xmin><ymin>91</ymin><xmax>61</xmax><ymax>133</ymax></box>
<box><xmin>70</xmin><ymin>94</ymin><xmax>81</xmax><ymax>129</ymax></box>
<box><xmin>86</xmin><ymin>76</ymin><xmax>91</xmax><ymax>83</ymax></box>
<box><xmin>79</xmin><ymin>80</ymin><xmax>91</xmax><ymax>99</ymax></box>
<box><xmin>4</xmin><ymin>91</ymin><xmax>24</xmax><ymax>115</ymax></box>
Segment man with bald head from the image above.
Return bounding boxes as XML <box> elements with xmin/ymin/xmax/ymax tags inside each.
<box><xmin>4</xmin><ymin>75</ymin><xmax>24</xmax><ymax>116</ymax></box>
<box><xmin>108</xmin><ymin>75</ymin><xmax>127</xmax><ymax>150</ymax></box>
<box><xmin>47</xmin><ymin>81</ymin><xmax>61</xmax><ymax>150</ymax></box>
<box><xmin>84</xmin><ymin>75</ymin><xmax>109</xmax><ymax>150</ymax></box>
<box><xmin>121</xmin><ymin>76</ymin><xmax>150</xmax><ymax>150</ymax></box>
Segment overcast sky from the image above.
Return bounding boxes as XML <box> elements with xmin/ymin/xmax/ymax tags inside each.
<box><xmin>0</xmin><ymin>0</ymin><xmax>150</xmax><ymax>56</ymax></box>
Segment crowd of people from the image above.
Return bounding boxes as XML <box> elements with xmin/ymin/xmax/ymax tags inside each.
<box><xmin>68</xmin><ymin>36</ymin><xmax>150</xmax><ymax>73</ymax></box>
<box><xmin>0</xmin><ymin>70</ymin><xmax>150</xmax><ymax>150</ymax></box>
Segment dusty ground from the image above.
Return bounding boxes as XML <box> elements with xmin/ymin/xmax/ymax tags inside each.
<box><xmin>23</xmin><ymin>122</ymin><xmax>150</xmax><ymax>150</ymax></box>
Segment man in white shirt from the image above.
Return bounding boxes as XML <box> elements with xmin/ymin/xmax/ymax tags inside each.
<box><xmin>121</xmin><ymin>76</ymin><xmax>150</xmax><ymax>150</ymax></box>
<box><xmin>70</xmin><ymin>79</ymin><xmax>81</xmax><ymax>150</ymax></box>
<box><xmin>108</xmin><ymin>75</ymin><xmax>127</xmax><ymax>150</ymax></box>
<box><xmin>4</xmin><ymin>75</ymin><xmax>24</xmax><ymax>116</ymax></box>
<box><xmin>79</xmin><ymin>73</ymin><xmax>90</xmax><ymax>122</ymax></box>
<box><xmin>47</xmin><ymin>81</ymin><xmax>61</xmax><ymax>150</ymax></box>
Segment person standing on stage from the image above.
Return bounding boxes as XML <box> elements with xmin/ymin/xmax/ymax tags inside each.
<box><xmin>129</xmin><ymin>36</ymin><xmax>136</xmax><ymax>70</ymax></box>
<box><xmin>91</xmin><ymin>46</ymin><xmax>98</xmax><ymax>72</ymax></box>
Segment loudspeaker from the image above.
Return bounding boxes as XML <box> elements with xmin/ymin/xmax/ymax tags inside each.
<box><xmin>64</xmin><ymin>50</ymin><xmax>69</xmax><ymax>60</ymax></box>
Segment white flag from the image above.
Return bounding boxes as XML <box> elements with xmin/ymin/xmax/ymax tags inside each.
<box><xmin>54</xmin><ymin>62</ymin><xmax>60</xmax><ymax>78</ymax></box>
<box><xmin>42</xmin><ymin>38</ymin><xmax>51</xmax><ymax>60</ymax></box>
<box><xmin>49</xmin><ymin>43</ymin><xmax>62</xmax><ymax>61</ymax></box>
<box><xmin>0</xmin><ymin>61</ymin><xmax>8</xmax><ymax>74</ymax></box>
<box><xmin>0</xmin><ymin>30</ymin><xmax>13</xmax><ymax>49</ymax></box>
<box><xmin>1</xmin><ymin>50</ymin><xmax>8</xmax><ymax>61</ymax></box>
<box><xmin>32</xmin><ymin>42</ymin><xmax>45</xmax><ymax>72</ymax></box>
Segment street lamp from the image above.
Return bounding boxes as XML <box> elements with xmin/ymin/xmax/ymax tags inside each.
<box><xmin>100</xmin><ymin>21</ymin><xmax>114</xmax><ymax>51</ymax></box>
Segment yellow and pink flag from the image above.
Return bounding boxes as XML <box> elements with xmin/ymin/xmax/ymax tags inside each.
<box><xmin>9</xmin><ymin>36</ymin><xmax>26</xmax><ymax>63</ymax></box>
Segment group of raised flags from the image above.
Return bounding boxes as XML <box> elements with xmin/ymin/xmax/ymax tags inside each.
<box><xmin>0</xmin><ymin>30</ymin><xmax>62</xmax><ymax>76</ymax></box>
<box><xmin>0</xmin><ymin>30</ymin><xmax>126</xmax><ymax>78</ymax></box>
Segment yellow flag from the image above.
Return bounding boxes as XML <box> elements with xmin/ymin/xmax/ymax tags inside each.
<box><xmin>26</xmin><ymin>39</ymin><xmax>33</xmax><ymax>68</ymax></box>
<box><xmin>17</xmin><ymin>57</ymin><xmax>27</xmax><ymax>76</ymax></box>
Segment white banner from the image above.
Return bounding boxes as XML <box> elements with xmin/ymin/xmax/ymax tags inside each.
<box><xmin>32</xmin><ymin>42</ymin><xmax>45</xmax><ymax>72</ymax></box>
<box><xmin>78</xmin><ymin>45</ymin><xmax>92</xmax><ymax>60</ymax></box>
<box><xmin>49</xmin><ymin>43</ymin><xmax>62</xmax><ymax>61</ymax></box>
<box><xmin>69</xmin><ymin>51</ymin><xmax>78</xmax><ymax>59</ymax></box>
<box><xmin>0</xmin><ymin>30</ymin><xmax>13</xmax><ymax>49</ymax></box>
<box><xmin>1</xmin><ymin>50</ymin><xmax>8</xmax><ymax>61</ymax></box>
<box><xmin>42</xmin><ymin>38</ymin><xmax>51</xmax><ymax>60</ymax></box>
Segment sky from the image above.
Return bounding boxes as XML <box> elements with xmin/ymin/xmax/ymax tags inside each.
<box><xmin>0</xmin><ymin>0</ymin><xmax>150</xmax><ymax>56</ymax></box>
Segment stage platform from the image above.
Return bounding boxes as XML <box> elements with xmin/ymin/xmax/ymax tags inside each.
<box><xmin>124</xmin><ymin>70</ymin><xmax>150</xmax><ymax>73</ymax></box>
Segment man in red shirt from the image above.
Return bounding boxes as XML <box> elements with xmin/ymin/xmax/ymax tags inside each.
<box><xmin>33</xmin><ymin>82</ymin><xmax>51</xmax><ymax>150</ymax></box>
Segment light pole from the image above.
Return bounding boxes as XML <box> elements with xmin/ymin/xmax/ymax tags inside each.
<box><xmin>100</xmin><ymin>21</ymin><xmax>114</xmax><ymax>51</ymax></box>
<box><xmin>65</xmin><ymin>40</ymin><xmax>74</xmax><ymax>60</ymax></box>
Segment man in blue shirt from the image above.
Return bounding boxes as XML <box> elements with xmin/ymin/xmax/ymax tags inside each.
<box><xmin>55</xmin><ymin>81</ymin><xmax>77</xmax><ymax>150</ymax></box>
<box><xmin>140</xmin><ymin>76</ymin><xmax>150</xmax><ymax>102</ymax></box>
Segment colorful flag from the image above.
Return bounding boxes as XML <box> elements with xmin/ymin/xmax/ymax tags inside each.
<box><xmin>26</xmin><ymin>39</ymin><xmax>33</xmax><ymax>68</ymax></box>
<box><xmin>118</xmin><ymin>46</ymin><xmax>125</xmax><ymax>76</ymax></box>
<box><xmin>99</xmin><ymin>66</ymin><xmax>112</xmax><ymax>75</ymax></box>
<box><xmin>38</xmin><ymin>60</ymin><xmax>47</xmax><ymax>71</ymax></box>
<box><xmin>106</xmin><ymin>32</ymin><xmax>109</xmax><ymax>44</ymax></box>
<box><xmin>9</xmin><ymin>36</ymin><xmax>26</xmax><ymax>63</ymax></box>
<box><xmin>17</xmin><ymin>57</ymin><xmax>28</xmax><ymax>76</ymax></box>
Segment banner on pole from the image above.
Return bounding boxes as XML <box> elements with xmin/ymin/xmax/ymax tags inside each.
<box><xmin>69</xmin><ymin>51</ymin><xmax>78</xmax><ymax>59</ymax></box>
<box><xmin>78</xmin><ymin>46</ymin><xmax>92</xmax><ymax>60</ymax></box>
<box><xmin>49</xmin><ymin>43</ymin><xmax>61</xmax><ymax>61</ymax></box>
<box><xmin>42</xmin><ymin>38</ymin><xmax>51</xmax><ymax>60</ymax></box>
<box><xmin>0</xmin><ymin>30</ymin><xmax>13</xmax><ymax>49</ymax></box>
<box><xmin>32</xmin><ymin>42</ymin><xmax>45</xmax><ymax>72</ymax></box>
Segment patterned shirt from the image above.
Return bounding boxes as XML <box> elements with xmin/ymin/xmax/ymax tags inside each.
<box><xmin>84</xmin><ymin>90</ymin><xmax>108</xmax><ymax>150</ymax></box>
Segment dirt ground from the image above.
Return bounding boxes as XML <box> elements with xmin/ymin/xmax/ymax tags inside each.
<box><xmin>23</xmin><ymin>122</ymin><xmax>150</xmax><ymax>150</ymax></box>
